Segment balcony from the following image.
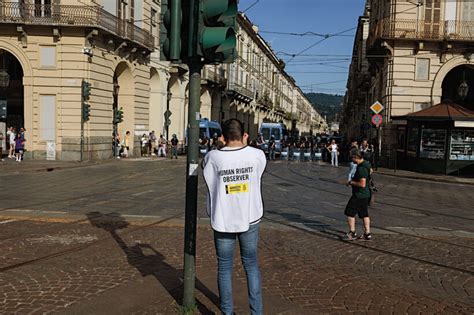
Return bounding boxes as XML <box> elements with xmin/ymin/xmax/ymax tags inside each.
<box><xmin>368</xmin><ymin>18</ymin><xmax>474</xmax><ymax>51</ymax></box>
<box><xmin>257</xmin><ymin>92</ymin><xmax>273</xmax><ymax>109</ymax></box>
<box><xmin>227</xmin><ymin>81</ymin><xmax>254</xmax><ymax>104</ymax></box>
<box><xmin>203</xmin><ymin>66</ymin><xmax>226</xmax><ymax>86</ymax></box>
<box><xmin>0</xmin><ymin>2</ymin><xmax>154</xmax><ymax>50</ymax></box>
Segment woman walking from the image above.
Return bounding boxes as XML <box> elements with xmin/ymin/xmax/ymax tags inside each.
<box><xmin>14</xmin><ymin>133</ymin><xmax>25</xmax><ymax>162</ymax></box>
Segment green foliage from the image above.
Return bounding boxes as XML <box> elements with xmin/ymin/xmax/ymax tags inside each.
<box><xmin>305</xmin><ymin>93</ymin><xmax>343</xmax><ymax>123</ymax></box>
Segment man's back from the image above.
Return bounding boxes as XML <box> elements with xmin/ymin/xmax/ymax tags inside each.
<box><xmin>203</xmin><ymin>146</ymin><xmax>267</xmax><ymax>233</ymax></box>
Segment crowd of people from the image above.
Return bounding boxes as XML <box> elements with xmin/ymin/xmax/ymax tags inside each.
<box><xmin>112</xmin><ymin>131</ymin><xmax>180</xmax><ymax>159</ymax></box>
<box><xmin>0</xmin><ymin>126</ymin><xmax>26</xmax><ymax>162</ymax></box>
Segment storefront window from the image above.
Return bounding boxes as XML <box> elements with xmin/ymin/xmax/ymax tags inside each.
<box><xmin>420</xmin><ymin>128</ymin><xmax>447</xmax><ymax>159</ymax></box>
<box><xmin>450</xmin><ymin>129</ymin><xmax>474</xmax><ymax>160</ymax></box>
<box><xmin>407</xmin><ymin>127</ymin><xmax>419</xmax><ymax>157</ymax></box>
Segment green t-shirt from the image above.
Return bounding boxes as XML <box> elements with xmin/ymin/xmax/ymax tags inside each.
<box><xmin>352</xmin><ymin>162</ymin><xmax>371</xmax><ymax>199</ymax></box>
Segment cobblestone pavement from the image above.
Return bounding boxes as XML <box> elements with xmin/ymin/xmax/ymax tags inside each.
<box><xmin>0</xmin><ymin>158</ymin><xmax>473</xmax><ymax>314</ymax></box>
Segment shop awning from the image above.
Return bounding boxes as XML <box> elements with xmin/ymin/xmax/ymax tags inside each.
<box><xmin>404</xmin><ymin>102</ymin><xmax>474</xmax><ymax>122</ymax></box>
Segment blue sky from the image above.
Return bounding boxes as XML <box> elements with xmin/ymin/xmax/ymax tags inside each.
<box><xmin>239</xmin><ymin>0</ymin><xmax>366</xmax><ymax>95</ymax></box>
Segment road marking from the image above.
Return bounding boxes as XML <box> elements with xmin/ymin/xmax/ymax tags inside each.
<box><xmin>122</xmin><ymin>214</ymin><xmax>169</xmax><ymax>219</ymax></box>
<box><xmin>0</xmin><ymin>219</ymin><xmax>18</xmax><ymax>225</ymax></box>
<box><xmin>4</xmin><ymin>209</ymin><xmax>35</xmax><ymax>213</ymax></box>
<box><xmin>41</xmin><ymin>211</ymin><xmax>67</xmax><ymax>214</ymax></box>
<box><xmin>132</xmin><ymin>190</ymin><xmax>155</xmax><ymax>196</ymax></box>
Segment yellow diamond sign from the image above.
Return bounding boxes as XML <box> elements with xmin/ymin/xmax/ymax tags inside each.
<box><xmin>370</xmin><ymin>101</ymin><xmax>384</xmax><ymax>114</ymax></box>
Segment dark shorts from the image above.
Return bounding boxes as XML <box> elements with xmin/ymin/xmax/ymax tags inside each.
<box><xmin>344</xmin><ymin>196</ymin><xmax>369</xmax><ymax>218</ymax></box>
<box><xmin>15</xmin><ymin>149</ymin><xmax>24</xmax><ymax>154</ymax></box>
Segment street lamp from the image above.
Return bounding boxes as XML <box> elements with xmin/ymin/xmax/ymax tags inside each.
<box><xmin>458</xmin><ymin>81</ymin><xmax>469</xmax><ymax>101</ymax></box>
<box><xmin>112</xmin><ymin>81</ymin><xmax>120</xmax><ymax>158</ymax></box>
<box><xmin>113</xmin><ymin>82</ymin><xmax>120</xmax><ymax>97</ymax></box>
<box><xmin>0</xmin><ymin>69</ymin><xmax>9</xmax><ymax>88</ymax></box>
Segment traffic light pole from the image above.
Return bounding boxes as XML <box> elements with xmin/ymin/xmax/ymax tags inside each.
<box><xmin>182</xmin><ymin>61</ymin><xmax>202</xmax><ymax>308</ymax></box>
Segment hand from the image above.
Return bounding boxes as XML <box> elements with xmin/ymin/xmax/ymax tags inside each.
<box><xmin>346</xmin><ymin>181</ymin><xmax>351</xmax><ymax>187</ymax></box>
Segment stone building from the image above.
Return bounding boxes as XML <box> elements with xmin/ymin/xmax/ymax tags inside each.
<box><xmin>342</xmin><ymin>0</ymin><xmax>474</xmax><ymax>171</ymax></box>
<box><xmin>0</xmin><ymin>1</ymin><xmax>324</xmax><ymax>160</ymax></box>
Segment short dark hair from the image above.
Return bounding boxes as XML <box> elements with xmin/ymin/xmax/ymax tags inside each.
<box><xmin>222</xmin><ymin>119</ymin><xmax>244</xmax><ymax>142</ymax></box>
<box><xmin>351</xmin><ymin>152</ymin><xmax>363</xmax><ymax>159</ymax></box>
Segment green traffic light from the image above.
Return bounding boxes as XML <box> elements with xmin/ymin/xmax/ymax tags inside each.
<box><xmin>199</xmin><ymin>0</ymin><xmax>238</xmax><ymax>63</ymax></box>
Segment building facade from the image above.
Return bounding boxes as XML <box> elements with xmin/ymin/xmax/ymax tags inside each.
<box><xmin>0</xmin><ymin>1</ymin><xmax>324</xmax><ymax>160</ymax></box>
<box><xmin>342</xmin><ymin>0</ymin><xmax>474</xmax><ymax>169</ymax></box>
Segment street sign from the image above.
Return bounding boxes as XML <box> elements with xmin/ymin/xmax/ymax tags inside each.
<box><xmin>371</xmin><ymin>114</ymin><xmax>383</xmax><ymax>127</ymax></box>
<box><xmin>370</xmin><ymin>101</ymin><xmax>384</xmax><ymax>114</ymax></box>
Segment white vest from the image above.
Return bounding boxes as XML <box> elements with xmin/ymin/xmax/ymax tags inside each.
<box><xmin>203</xmin><ymin>146</ymin><xmax>267</xmax><ymax>233</ymax></box>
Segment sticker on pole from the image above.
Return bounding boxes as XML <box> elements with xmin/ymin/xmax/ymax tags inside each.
<box><xmin>371</xmin><ymin>114</ymin><xmax>383</xmax><ymax>128</ymax></box>
<box><xmin>189</xmin><ymin>163</ymin><xmax>199</xmax><ymax>177</ymax></box>
<box><xmin>370</xmin><ymin>101</ymin><xmax>384</xmax><ymax>114</ymax></box>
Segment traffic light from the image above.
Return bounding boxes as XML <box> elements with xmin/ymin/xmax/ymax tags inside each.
<box><xmin>198</xmin><ymin>0</ymin><xmax>238</xmax><ymax>64</ymax></box>
<box><xmin>81</xmin><ymin>80</ymin><xmax>92</xmax><ymax>122</ymax></box>
<box><xmin>160</xmin><ymin>0</ymin><xmax>182</xmax><ymax>62</ymax></box>
<box><xmin>81</xmin><ymin>80</ymin><xmax>91</xmax><ymax>101</ymax></box>
<box><xmin>113</xmin><ymin>107</ymin><xmax>124</xmax><ymax>124</ymax></box>
<box><xmin>82</xmin><ymin>102</ymin><xmax>91</xmax><ymax>122</ymax></box>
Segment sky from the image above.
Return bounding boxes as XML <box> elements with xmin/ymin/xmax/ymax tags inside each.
<box><xmin>239</xmin><ymin>0</ymin><xmax>366</xmax><ymax>96</ymax></box>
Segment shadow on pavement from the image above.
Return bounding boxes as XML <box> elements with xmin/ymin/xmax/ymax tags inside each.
<box><xmin>86</xmin><ymin>212</ymin><xmax>219</xmax><ymax>314</ymax></box>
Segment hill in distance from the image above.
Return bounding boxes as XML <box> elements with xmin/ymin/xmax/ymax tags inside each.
<box><xmin>305</xmin><ymin>93</ymin><xmax>343</xmax><ymax>123</ymax></box>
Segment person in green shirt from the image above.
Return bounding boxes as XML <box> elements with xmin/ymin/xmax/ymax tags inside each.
<box><xmin>343</xmin><ymin>152</ymin><xmax>372</xmax><ymax>241</ymax></box>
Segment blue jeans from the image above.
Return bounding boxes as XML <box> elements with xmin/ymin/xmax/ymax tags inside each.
<box><xmin>214</xmin><ymin>223</ymin><xmax>263</xmax><ymax>315</ymax></box>
<box><xmin>268</xmin><ymin>148</ymin><xmax>275</xmax><ymax>161</ymax></box>
<box><xmin>331</xmin><ymin>151</ymin><xmax>338</xmax><ymax>167</ymax></box>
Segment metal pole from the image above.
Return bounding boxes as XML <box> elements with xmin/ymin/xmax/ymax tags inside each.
<box><xmin>80</xmin><ymin>110</ymin><xmax>84</xmax><ymax>162</ymax></box>
<box><xmin>182</xmin><ymin>62</ymin><xmax>202</xmax><ymax>308</ymax></box>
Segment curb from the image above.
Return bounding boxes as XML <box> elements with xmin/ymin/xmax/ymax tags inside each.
<box><xmin>375</xmin><ymin>170</ymin><xmax>474</xmax><ymax>186</ymax></box>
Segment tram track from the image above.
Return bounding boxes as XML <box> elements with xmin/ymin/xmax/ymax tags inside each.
<box><xmin>262</xmin><ymin>215</ymin><xmax>474</xmax><ymax>276</ymax></box>
<box><xmin>270</xmin><ymin>165</ymin><xmax>474</xmax><ymax>222</ymax></box>
<box><xmin>0</xmin><ymin>212</ymin><xmax>184</xmax><ymax>273</ymax></box>
<box><xmin>265</xmin><ymin>168</ymin><xmax>474</xmax><ymax>251</ymax></box>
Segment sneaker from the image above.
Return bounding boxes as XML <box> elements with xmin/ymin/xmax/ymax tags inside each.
<box><xmin>359</xmin><ymin>233</ymin><xmax>372</xmax><ymax>241</ymax></box>
<box><xmin>342</xmin><ymin>231</ymin><xmax>357</xmax><ymax>241</ymax></box>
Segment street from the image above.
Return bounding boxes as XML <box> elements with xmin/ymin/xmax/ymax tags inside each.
<box><xmin>0</xmin><ymin>159</ymin><xmax>473</xmax><ymax>314</ymax></box>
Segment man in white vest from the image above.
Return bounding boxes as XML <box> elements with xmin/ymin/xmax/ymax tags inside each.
<box><xmin>203</xmin><ymin>119</ymin><xmax>266</xmax><ymax>315</ymax></box>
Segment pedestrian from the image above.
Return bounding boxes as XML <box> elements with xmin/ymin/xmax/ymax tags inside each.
<box><xmin>268</xmin><ymin>135</ymin><xmax>276</xmax><ymax>161</ymax></box>
<box><xmin>157</xmin><ymin>134</ymin><xmax>167</xmax><ymax>157</ymax></box>
<box><xmin>140</xmin><ymin>133</ymin><xmax>148</xmax><ymax>156</ymax></box>
<box><xmin>7</xmin><ymin>126</ymin><xmax>15</xmax><ymax>159</ymax></box>
<box><xmin>203</xmin><ymin>119</ymin><xmax>266</xmax><ymax>315</ymax></box>
<box><xmin>359</xmin><ymin>139</ymin><xmax>373</xmax><ymax>163</ymax></box>
<box><xmin>327</xmin><ymin>139</ymin><xmax>339</xmax><ymax>167</ymax></box>
<box><xmin>343</xmin><ymin>152</ymin><xmax>372</xmax><ymax>241</ymax></box>
<box><xmin>113</xmin><ymin>133</ymin><xmax>121</xmax><ymax>159</ymax></box>
<box><xmin>14</xmin><ymin>133</ymin><xmax>25</xmax><ymax>162</ymax></box>
<box><xmin>0</xmin><ymin>131</ymin><xmax>4</xmax><ymax>161</ymax></box>
<box><xmin>121</xmin><ymin>131</ymin><xmax>131</xmax><ymax>158</ymax></box>
<box><xmin>149</xmin><ymin>131</ymin><xmax>157</xmax><ymax>156</ymax></box>
<box><xmin>256</xmin><ymin>133</ymin><xmax>265</xmax><ymax>151</ymax></box>
<box><xmin>347</xmin><ymin>140</ymin><xmax>359</xmax><ymax>181</ymax></box>
<box><xmin>170</xmin><ymin>134</ymin><xmax>179</xmax><ymax>159</ymax></box>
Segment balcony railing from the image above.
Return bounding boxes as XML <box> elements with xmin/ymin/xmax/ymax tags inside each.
<box><xmin>227</xmin><ymin>81</ymin><xmax>254</xmax><ymax>103</ymax></box>
<box><xmin>203</xmin><ymin>67</ymin><xmax>226</xmax><ymax>86</ymax></box>
<box><xmin>368</xmin><ymin>18</ymin><xmax>474</xmax><ymax>49</ymax></box>
<box><xmin>0</xmin><ymin>3</ymin><xmax>154</xmax><ymax>50</ymax></box>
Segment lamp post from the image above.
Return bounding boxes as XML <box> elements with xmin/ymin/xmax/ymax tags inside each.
<box><xmin>113</xmin><ymin>82</ymin><xmax>120</xmax><ymax>157</ymax></box>
<box><xmin>458</xmin><ymin>81</ymin><xmax>469</xmax><ymax>101</ymax></box>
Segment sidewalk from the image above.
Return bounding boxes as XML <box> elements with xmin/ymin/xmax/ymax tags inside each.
<box><xmin>0</xmin><ymin>158</ymin><xmax>104</xmax><ymax>175</ymax></box>
<box><xmin>376</xmin><ymin>167</ymin><xmax>474</xmax><ymax>185</ymax></box>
